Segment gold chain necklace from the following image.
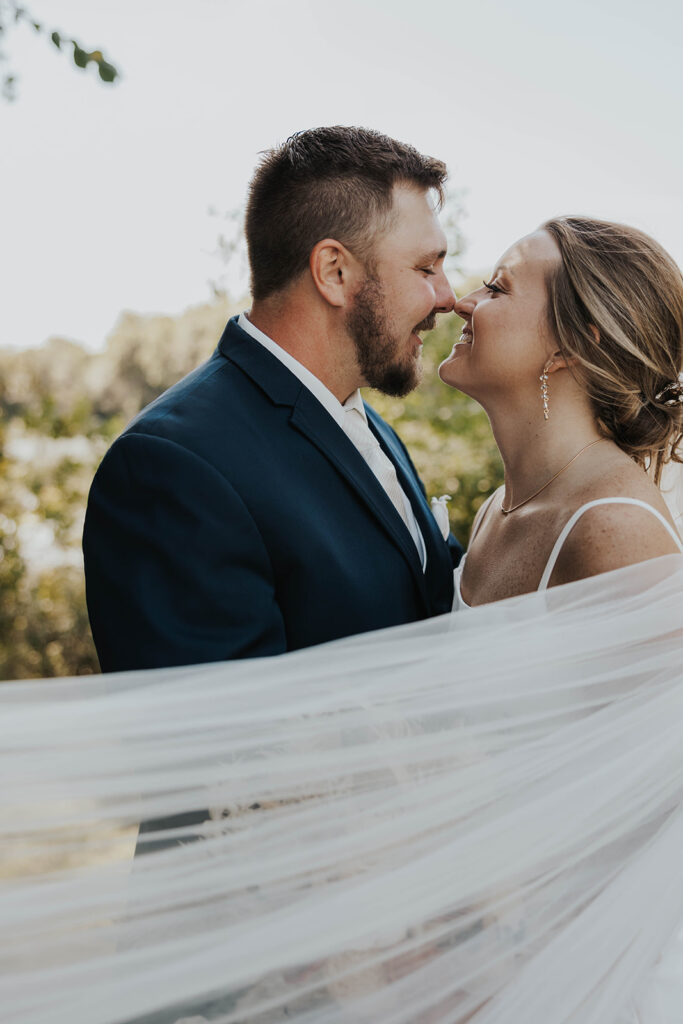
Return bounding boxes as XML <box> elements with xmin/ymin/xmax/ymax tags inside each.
<box><xmin>500</xmin><ymin>438</ymin><xmax>604</xmax><ymax>515</ymax></box>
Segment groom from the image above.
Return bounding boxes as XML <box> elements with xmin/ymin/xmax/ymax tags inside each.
<box><xmin>83</xmin><ymin>126</ymin><xmax>462</xmax><ymax>673</ymax></box>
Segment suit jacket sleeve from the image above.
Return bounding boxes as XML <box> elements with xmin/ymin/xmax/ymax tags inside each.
<box><xmin>83</xmin><ymin>433</ymin><xmax>286</xmax><ymax>671</ymax></box>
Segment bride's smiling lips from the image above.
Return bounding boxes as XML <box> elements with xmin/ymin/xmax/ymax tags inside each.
<box><xmin>450</xmin><ymin>325</ymin><xmax>472</xmax><ymax>352</ymax></box>
<box><xmin>440</xmin><ymin>324</ymin><xmax>472</xmax><ymax>365</ymax></box>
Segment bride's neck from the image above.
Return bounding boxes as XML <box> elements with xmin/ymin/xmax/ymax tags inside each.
<box><xmin>487</xmin><ymin>391</ymin><xmax>603</xmax><ymax>510</ymax></box>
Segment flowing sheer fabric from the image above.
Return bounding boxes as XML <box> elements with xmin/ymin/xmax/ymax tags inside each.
<box><xmin>1</xmin><ymin>550</ymin><xmax>682</xmax><ymax>1024</ymax></box>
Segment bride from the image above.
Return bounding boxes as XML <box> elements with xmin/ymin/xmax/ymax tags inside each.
<box><xmin>1</xmin><ymin>217</ymin><xmax>682</xmax><ymax>1024</ymax></box>
<box><xmin>440</xmin><ymin>216</ymin><xmax>683</xmax><ymax>608</ymax></box>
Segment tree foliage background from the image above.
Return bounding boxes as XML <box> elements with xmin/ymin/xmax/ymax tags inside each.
<box><xmin>0</xmin><ymin>290</ymin><xmax>502</xmax><ymax>681</ymax></box>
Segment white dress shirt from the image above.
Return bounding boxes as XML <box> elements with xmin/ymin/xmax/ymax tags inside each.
<box><xmin>238</xmin><ymin>312</ymin><xmax>427</xmax><ymax>570</ymax></box>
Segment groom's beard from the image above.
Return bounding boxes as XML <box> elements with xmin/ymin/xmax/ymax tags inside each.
<box><xmin>346</xmin><ymin>273</ymin><xmax>435</xmax><ymax>398</ymax></box>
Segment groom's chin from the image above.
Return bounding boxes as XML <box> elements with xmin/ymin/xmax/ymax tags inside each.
<box><xmin>374</xmin><ymin>360</ymin><xmax>422</xmax><ymax>398</ymax></box>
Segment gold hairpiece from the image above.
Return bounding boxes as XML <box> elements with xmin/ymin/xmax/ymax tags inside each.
<box><xmin>654</xmin><ymin>380</ymin><xmax>683</xmax><ymax>406</ymax></box>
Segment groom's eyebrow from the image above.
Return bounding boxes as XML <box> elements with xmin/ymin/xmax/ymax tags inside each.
<box><xmin>416</xmin><ymin>248</ymin><xmax>447</xmax><ymax>264</ymax></box>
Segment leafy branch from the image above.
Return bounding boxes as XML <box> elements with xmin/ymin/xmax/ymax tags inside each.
<box><xmin>0</xmin><ymin>1</ymin><xmax>119</xmax><ymax>100</ymax></box>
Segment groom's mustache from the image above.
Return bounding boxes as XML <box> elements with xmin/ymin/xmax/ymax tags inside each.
<box><xmin>414</xmin><ymin>312</ymin><xmax>437</xmax><ymax>334</ymax></box>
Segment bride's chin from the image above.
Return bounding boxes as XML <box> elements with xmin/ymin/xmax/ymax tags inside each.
<box><xmin>438</xmin><ymin>363</ymin><xmax>479</xmax><ymax>403</ymax></box>
<box><xmin>438</xmin><ymin>359</ymin><xmax>463</xmax><ymax>389</ymax></box>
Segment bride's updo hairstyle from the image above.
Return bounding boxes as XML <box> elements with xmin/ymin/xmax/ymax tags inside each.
<box><xmin>542</xmin><ymin>216</ymin><xmax>683</xmax><ymax>484</ymax></box>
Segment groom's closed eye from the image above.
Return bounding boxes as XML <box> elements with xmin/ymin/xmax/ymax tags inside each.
<box><xmin>415</xmin><ymin>249</ymin><xmax>447</xmax><ymax>275</ymax></box>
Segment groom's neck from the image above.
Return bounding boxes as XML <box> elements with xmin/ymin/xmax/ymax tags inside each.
<box><xmin>248</xmin><ymin>295</ymin><xmax>362</xmax><ymax>404</ymax></box>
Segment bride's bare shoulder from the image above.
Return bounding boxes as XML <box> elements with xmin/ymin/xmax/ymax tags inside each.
<box><xmin>550</xmin><ymin>460</ymin><xmax>681</xmax><ymax>586</ymax></box>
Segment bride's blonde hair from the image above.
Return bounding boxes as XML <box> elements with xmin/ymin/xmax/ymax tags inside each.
<box><xmin>542</xmin><ymin>216</ymin><xmax>683</xmax><ymax>484</ymax></box>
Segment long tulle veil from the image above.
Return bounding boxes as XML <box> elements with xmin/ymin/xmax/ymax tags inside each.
<box><xmin>2</xmin><ymin>470</ymin><xmax>682</xmax><ymax>1024</ymax></box>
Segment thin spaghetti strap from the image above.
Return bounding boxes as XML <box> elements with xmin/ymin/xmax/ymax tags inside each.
<box><xmin>470</xmin><ymin>489</ymin><xmax>500</xmax><ymax>545</ymax></box>
<box><xmin>538</xmin><ymin>497</ymin><xmax>683</xmax><ymax>591</ymax></box>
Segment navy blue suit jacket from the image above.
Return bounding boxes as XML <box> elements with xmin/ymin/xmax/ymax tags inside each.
<box><xmin>83</xmin><ymin>316</ymin><xmax>462</xmax><ymax>672</ymax></box>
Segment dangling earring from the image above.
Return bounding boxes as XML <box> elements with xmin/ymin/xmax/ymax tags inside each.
<box><xmin>540</xmin><ymin>361</ymin><xmax>552</xmax><ymax>420</ymax></box>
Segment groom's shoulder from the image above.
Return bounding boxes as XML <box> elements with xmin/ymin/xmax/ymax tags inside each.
<box><xmin>121</xmin><ymin>317</ymin><xmax>276</xmax><ymax>442</ymax></box>
<box><xmin>124</xmin><ymin>345</ymin><xmax>233</xmax><ymax>437</ymax></box>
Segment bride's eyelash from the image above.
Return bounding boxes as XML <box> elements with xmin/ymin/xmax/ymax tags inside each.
<box><xmin>483</xmin><ymin>279</ymin><xmax>504</xmax><ymax>294</ymax></box>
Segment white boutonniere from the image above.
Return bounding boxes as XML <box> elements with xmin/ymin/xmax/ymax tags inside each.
<box><xmin>430</xmin><ymin>494</ymin><xmax>452</xmax><ymax>540</ymax></box>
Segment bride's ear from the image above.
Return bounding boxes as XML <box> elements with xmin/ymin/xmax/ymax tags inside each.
<box><xmin>544</xmin><ymin>349</ymin><xmax>579</xmax><ymax>375</ymax></box>
<box><xmin>545</xmin><ymin>325</ymin><xmax>597</xmax><ymax>375</ymax></box>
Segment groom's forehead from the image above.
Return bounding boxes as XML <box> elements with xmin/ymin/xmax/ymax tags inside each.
<box><xmin>379</xmin><ymin>186</ymin><xmax>447</xmax><ymax>251</ymax></box>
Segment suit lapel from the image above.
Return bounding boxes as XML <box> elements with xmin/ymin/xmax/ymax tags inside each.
<box><xmin>289</xmin><ymin>391</ymin><xmax>428</xmax><ymax>598</ymax></box>
<box><xmin>366</xmin><ymin>407</ymin><xmax>454</xmax><ymax>612</ymax></box>
<box><xmin>218</xmin><ymin>317</ymin><xmax>303</xmax><ymax>406</ymax></box>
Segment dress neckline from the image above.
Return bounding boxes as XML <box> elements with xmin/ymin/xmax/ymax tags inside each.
<box><xmin>454</xmin><ymin>554</ymin><xmax>471</xmax><ymax>610</ymax></box>
<box><xmin>455</xmin><ymin>495</ymin><xmax>683</xmax><ymax>610</ymax></box>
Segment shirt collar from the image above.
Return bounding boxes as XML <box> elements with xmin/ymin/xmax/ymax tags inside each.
<box><xmin>341</xmin><ymin>388</ymin><xmax>367</xmax><ymax>419</ymax></box>
<box><xmin>238</xmin><ymin>312</ymin><xmax>365</xmax><ymax>426</ymax></box>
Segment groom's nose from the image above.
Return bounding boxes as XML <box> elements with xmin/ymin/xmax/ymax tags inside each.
<box><xmin>433</xmin><ymin>267</ymin><xmax>456</xmax><ymax>313</ymax></box>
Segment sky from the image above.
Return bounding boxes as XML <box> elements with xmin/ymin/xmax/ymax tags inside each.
<box><xmin>1</xmin><ymin>0</ymin><xmax>681</xmax><ymax>351</ymax></box>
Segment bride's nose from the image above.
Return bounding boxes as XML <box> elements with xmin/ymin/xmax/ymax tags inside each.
<box><xmin>454</xmin><ymin>291</ymin><xmax>476</xmax><ymax>320</ymax></box>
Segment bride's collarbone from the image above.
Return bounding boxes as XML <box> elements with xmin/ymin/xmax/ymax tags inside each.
<box><xmin>463</xmin><ymin>463</ymin><xmax>677</xmax><ymax>604</ymax></box>
<box><xmin>463</xmin><ymin>501</ymin><xmax>565</xmax><ymax>603</ymax></box>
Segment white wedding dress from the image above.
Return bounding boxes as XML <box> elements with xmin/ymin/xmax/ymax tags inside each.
<box><xmin>2</xmin><ymin>481</ymin><xmax>683</xmax><ymax>1023</ymax></box>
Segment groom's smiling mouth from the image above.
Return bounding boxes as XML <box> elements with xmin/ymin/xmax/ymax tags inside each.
<box><xmin>410</xmin><ymin>313</ymin><xmax>437</xmax><ymax>346</ymax></box>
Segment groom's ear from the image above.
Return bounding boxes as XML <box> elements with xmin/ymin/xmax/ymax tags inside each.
<box><xmin>309</xmin><ymin>239</ymin><xmax>360</xmax><ymax>308</ymax></box>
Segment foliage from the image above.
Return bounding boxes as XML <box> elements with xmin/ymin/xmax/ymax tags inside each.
<box><xmin>0</xmin><ymin>0</ymin><xmax>119</xmax><ymax>100</ymax></box>
<box><xmin>0</xmin><ymin>564</ymin><xmax>99</xmax><ymax>679</ymax></box>
<box><xmin>0</xmin><ymin>287</ymin><xmax>501</xmax><ymax>680</ymax></box>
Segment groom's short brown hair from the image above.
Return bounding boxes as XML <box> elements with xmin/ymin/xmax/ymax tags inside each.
<box><xmin>246</xmin><ymin>126</ymin><xmax>447</xmax><ymax>301</ymax></box>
